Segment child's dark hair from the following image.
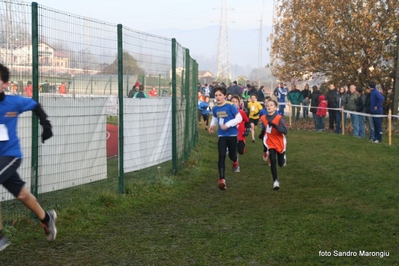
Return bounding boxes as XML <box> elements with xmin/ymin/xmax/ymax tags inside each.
<box><xmin>0</xmin><ymin>64</ymin><xmax>10</xmax><ymax>83</ymax></box>
<box><xmin>214</xmin><ymin>86</ymin><xmax>226</xmax><ymax>95</ymax></box>
<box><xmin>268</xmin><ymin>99</ymin><xmax>278</xmax><ymax>107</ymax></box>
<box><xmin>231</xmin><ymin>95</ymin><xmax>240</xmax><ymax>102</ymax></box>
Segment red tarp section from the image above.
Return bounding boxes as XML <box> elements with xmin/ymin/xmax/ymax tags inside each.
<box><xmin>106</xmin><ymin>124</ymin><xmax>118</xmax><ymax>158</ymax></box>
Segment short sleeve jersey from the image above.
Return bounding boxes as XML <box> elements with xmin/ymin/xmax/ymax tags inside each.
<box><xmin>212</xmin><ymin>102</ymin><xmax>239</xmax><ymax>137</ymax></box>
<box><xmin>247</xmin><ymin>101</ymin><xmax>263</xmax><ymax>119</ymax></box>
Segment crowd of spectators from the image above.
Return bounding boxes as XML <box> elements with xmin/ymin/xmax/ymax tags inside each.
<box><xmin>197</xmin><ymin>80</ymin><xmax>387</xmax><ymax>143</ymax></box>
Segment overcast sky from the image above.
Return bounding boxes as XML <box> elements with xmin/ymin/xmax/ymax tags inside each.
<box><xmin>35</xmin><ymin>0</ymin><xmax>274</xmax><ymax>31</ymax></box>
<box><xmin>33</xmin><ymin>0</ymin><xmax>274</xmax><ymax>74</ymax></box>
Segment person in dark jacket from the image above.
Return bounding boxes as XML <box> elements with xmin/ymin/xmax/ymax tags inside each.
<box><xmin>287</xmin><ymin>84</ymin><xmax>303</xmax><ymax>121</ymax></box>
<box><xmin>310</xmin><ymin>86</ymin><xmax>321</xmax><ymax>130</ymax></box>
<box><xmin>301</xmin><ymin>84</ymin><xmax>312</xmax><ymax>118</ymax></box>
<box><xmin>335</xmin><ymin>87</ymin><xmax>348</xmax><ymax>134</ymax></box>
<box><xmin>369</xmin><ymin>81</ymin><xmax>385</xmax><ymax>143</ymax></box>
<box><xmin>355</xmin><ymin>87</ymin><xmax>366</xmax><ymax>138</ymax></box>
<box><xmin>326</xmin><ymin>84</ymin><xmax>338</xmax><ymax>130</ymax></box>
<box><xmin>364</xmin><ymin>87</ymin><xmax>374</xmax><ymax>142</ymax></box>
<box><xmin>257</xmin><ymin>85</ymin><xmax>267</xmax><ymax>103</ymax></box>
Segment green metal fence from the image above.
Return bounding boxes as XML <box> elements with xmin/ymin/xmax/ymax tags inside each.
<box><xmin>0</xmin><ymin>1</ymin><xmax>198</xmax><ymax>221</ymax></box>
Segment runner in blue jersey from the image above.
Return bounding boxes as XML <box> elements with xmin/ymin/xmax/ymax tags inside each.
<box><xmin>208</xmin><ymin>86</ymin><xmax>242</xmax><ymax>190</ymax></box>
<box><xmin>0</xmin><ymin>64</ymin><xmax>57</xmax><ymax>251</ymax></box>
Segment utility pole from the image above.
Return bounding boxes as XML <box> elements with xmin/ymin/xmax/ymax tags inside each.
<box><xmin>216</xmin><ymin>0</ymin><xmax>232</xmax><ymax>84</ymax></box>
<box><xmin>394</xmin><ymin>37</ymin><xmax>399</xmax><ymax>115</ymax></box>
<box><xmin>257</xmin><ymin>8</ymin><xmax>263</xmax><ymax>88</ymax></box>
<box><xmin>0</xmin><ymin>2</ymin><xmax>29</xmax><ymax>65</ymax></box>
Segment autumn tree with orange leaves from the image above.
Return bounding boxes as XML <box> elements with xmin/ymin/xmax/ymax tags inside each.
<box><xmin>271</xmin><ymin>0</ymin><xmax>399</xmax><ymax>94</ymax></box>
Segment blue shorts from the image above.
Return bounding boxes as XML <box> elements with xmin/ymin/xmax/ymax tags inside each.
<box><xmin>0</xmin><ymin>157</ymin><xmax>25</xmax><ymax>197</ymax></box>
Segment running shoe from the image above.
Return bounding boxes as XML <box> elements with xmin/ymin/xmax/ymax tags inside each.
<box><xmin>218</xmin><ymin>179</ymin><xmax>227</xmax><ymax>190</ymax></box>
<box><xmin>41</xmin><ymin>210</ymin><xmax>57</xmax><ymax>242</ymax></box>
<box><xmin>263</xmin><ymin>151</ymin><xmax>269</xmax><ymax>162</ymax></box>
<box><xmin>232</xmin><ymin>161</ymin><xmax>240</xmax><ymax>172</ymax></box>
<box><xmin>0</xmin><ymin>234</ymin><xmax>10</xmax><ymax>251</ymax></box>
<box><xmin>273</xmin><ymin>180</ymin><xmax>280</xmax><ymax>190</ymax></box>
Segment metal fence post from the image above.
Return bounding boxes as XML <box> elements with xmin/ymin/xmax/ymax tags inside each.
<box><xmin>31</xmin><ymin>2</ymin><xmax>39</xmax><ymax>199</ymax></box>
<box><xmin>171</xmin><ymin>39</ymin><xmax>177</xmax><ymax>175</ymax></box>
<box><xmin>184</xmin><ymin>49</ymin><xmax>190</xmax><ymax>161</ymax></box>
<box><xmin>117</xmin><ymin>24</ymin><xmax>124</xmax><ymax>193</ymax></box>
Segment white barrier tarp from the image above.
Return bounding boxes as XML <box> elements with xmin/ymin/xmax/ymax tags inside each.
<box><xmin>123</xmin><ymin>98</ymin><xmax>172</xmax><ymax>172</ymax></box>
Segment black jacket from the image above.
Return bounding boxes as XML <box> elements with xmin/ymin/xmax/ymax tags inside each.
<box><xmin>326</xmin><ymin>89</ymin><xmax>338</xmax><ymax>108</ymax></box>
<box><xmin>257</xmin><ymin>89</ymin><xmax>266</xmax><ymax>102</ymax></box>
<box><xmin>356</xmin><ymin>94</ymin><xmax>366</xmax><ymax>112</ymax></box>
<box><xmin>310</xmin><ymin>90</ymin><xmax>321</xmax><ymax>113</ymax></box>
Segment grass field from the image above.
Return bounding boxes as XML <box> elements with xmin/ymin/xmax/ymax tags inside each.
<box><xmin>1</xmin><ymin>121</ymin><xmax>399</xmax><ymax>265</ymax></box>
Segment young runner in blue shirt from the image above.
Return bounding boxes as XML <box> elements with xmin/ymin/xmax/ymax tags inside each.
<box><xmin>0</xmin><ymin>64</ymin><xmax>57</xmax><ymax>251</ymax></box>
<box><xmin>208</xmin><ymin>86</ymin><xmax>242</xmax><ymax>190</ymax></box>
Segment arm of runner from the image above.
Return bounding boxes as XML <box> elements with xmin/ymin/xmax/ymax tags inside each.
<box><xmin>224</xmin><ymin>112</ymin><xmax>242</xmax><ymax>128</ymax></box>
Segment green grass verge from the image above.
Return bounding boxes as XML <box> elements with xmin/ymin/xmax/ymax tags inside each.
<box><xmin>1</xmin><ymin>125</ymin><xmax>399</xmax><ymax>265</ymax></box>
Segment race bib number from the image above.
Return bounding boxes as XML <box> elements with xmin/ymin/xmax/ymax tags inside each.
<box><xmin>251</xmin><ymin>106</ymin><xmax>255</xmax><ymax>111</ymax></box>
<box><xmin>266</xmin><ymin>125</ymin><xmax>272</xmax><ymax>133</ymax></box>
<box><xmin>0</xmin><ymin>124</ymin><xmax>9</xmax><ymax>141</ymax></box>
<box><xmin>219</xmin><ymin>118</ymin><xmax>224</xmax><ymax>126</ymax></box>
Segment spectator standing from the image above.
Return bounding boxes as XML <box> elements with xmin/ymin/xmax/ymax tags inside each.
<box><xmin>273</xmin><ymin>83</ymin><xmax>280</xmax><ymax>98</ymax></box>
<box><xmin>247</xmin><ymin>84</ymin><xmax>258</xmax><ymax>97</ymax></box>
<box><xmin>347</xmin><ymin>85</ymin><xmax>359</xmax><ymax>137</ymax></box>
<box><xmin>310</xmin><ymin>86</ymin><xmax>321</xmax><ymax>130</ymax></box>
<box><xmin>41</xmin><ymin>80</ymin><xmax>49</xmax><ymax>93</ymax></box>
<box><xmin>326</xmin><ymin>84</ymin><xmax>338</xmax><ymax>131</ymax></box>
<box><xmin>355</xmin><ymin>87</ymin><xmax>366</xmax><ymax>138</ymax></box>
<box><xmin>364</xmin><ymin>86</ymin><xmax>375</xmax><ymax>142</ymax></box>
<box><xmin>209</xmin><ymin>82</ymin><xmax>216</xmax><ymax>99</ymax></box>
<box><xmin>335</xmin><ymin>87</ymin><xmax>348</xmax><ymax>134</ymax></box>
<box><xmin>316</xmin><ymin>95</ymin><xmax>328</xmax><ymax>132</ymax></box>
<box><xmin>128</xmin><ymin>82</ymin><xmax>140</xmax><ymax>98</ymax></box>
<box><xmin>287</xmin><ymin>84</ymin><xmax>303</xmax><ymax>121</ymax></box>
<box><xmin>203</xmin><ymin>84</ymin><xmax>210</xmax><ymax>97</ymax></box>
<box><xmin>231</xmin><ymin>81</ymin><xmax>241</xmax><ymax>96</ymax></box>
<box><xmin>149</xmin><ymin>86</ymin><xmax>158</xmax><ymax>97</ymax></box>
<box><xmin>24</xmin><ymin>81</ymin><xmax>33</xmax><ymax>97</ymax></box>
<box><xmin>133</xmin><ymin>85</ymin><xmax>149</xmax><ymax>98</ymax></box>
<box><xmin>257</xmin><ymin>85</ymin><xmax>267</xmax><ymax>103</ymax></box>
<box><xmin>369</xmin><ymin>81</ymin><xmax>385</xmax><ymax>143</ymax></box>
<box><xmin>301</xmin><ymin>84</ymin><xmax>311</xmax><ymax>118</ymax></box>
<box><xmin>49</xmin><ymin>83</ymin><xmax>56</xmax><ymax>93</ymax></box>
<box><xmin>276</xmin><ymin>83</ymin><xmax>289</xmax><ymax>116</ymax></box>
<box><xmin>241</xmin><ymin>84</ymin><xmax>250</xmax><ymax>101</ymax></box>
<box><xmin>59</xmin><ymin>82</ymin><xmax>67</xmax><ymax>94</ymax></box>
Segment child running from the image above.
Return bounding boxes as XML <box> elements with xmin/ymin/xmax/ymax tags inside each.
<box><xmin>259</xmin><ymin>96</ymin><xmax>272</xmax><ymax>162</ymax></box>
<box><xmin>231</xmin><ymin>95</ymin><xmax>249</xmax><ymax>160</ymax></box>
<box><xmin>247</xmin><ymin>94</ymin><xmax>263</xmax><ymax>142</ymax></box>
<box><xmin>199</xmin><ymin>96</ymin><xmax>211</xmax><ymax>130</ymax></box>
<box><xmin>208</xmin><ymin>86</ymin><xmax>243</xmax><ymax>190</ymax></box>
<box><xmin>260</xmin><ymin>100</ymin><xmax>287</xmax><ymax>190</ymax></box>
<box><xmin>0</xmin><ymin>63</ymin><xmax>57</xmax><ymax>251</ymax></box>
